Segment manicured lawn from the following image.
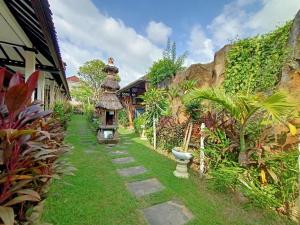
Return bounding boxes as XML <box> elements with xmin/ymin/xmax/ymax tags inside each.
<box><xmin>42</xmin><ymin>115</ymin><xmax>294</xmax><ymax>225</ymax></box>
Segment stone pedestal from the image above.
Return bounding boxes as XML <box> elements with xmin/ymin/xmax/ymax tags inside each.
<box><xmin>173</xmin><ymin>159</ymin><xmax>190</xmax><ymax>179</ymax></box>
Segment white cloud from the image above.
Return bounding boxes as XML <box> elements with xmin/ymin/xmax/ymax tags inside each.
<box><xmin>146</xmin><ymin>21</ymin><xmax>172</xmax><ymax>46</ymax></box>
<box><xmin>247</xmin><ymin>0</ymin><xmax>300</xmax><ymax>33</ymax></box>
<box><xmin>186</xmin><ymin>0</ymin><xmax>300</xmax><ymax>65</ymax></box>
<box><xmin>49</xmin><ymin>0</ymin><xmax>162</xmax><ymax>86</ymax></box>
<box><xmin>187</xmin><ymin>26</ymin><xmax>214</xmax><ymax>63</ymax></box>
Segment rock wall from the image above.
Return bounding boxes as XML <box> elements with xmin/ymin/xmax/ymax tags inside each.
<box><xmin>172</xmin><ymin>45</ymin><xmax>232</xmax><ymax>88</ymax></box>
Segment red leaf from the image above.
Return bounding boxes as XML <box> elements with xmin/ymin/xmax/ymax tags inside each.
<box><xmin>0</xmin><ymin>68</ymin><xmax>6</xmax><ymax>91</ymax></box>
<box><xmin>26</xmin><ymin>71</ymin><xmax>40</xmax><ymax>99</ymax></box>
<box><xmin>5</xmin><ymin>84</ymin><xmax>29</xmax><ymax>119</ymax></box>
<box><xmin>9</xmin><ymin>72</ymin><xmax>24</xmax><ymax>88</ymax></box>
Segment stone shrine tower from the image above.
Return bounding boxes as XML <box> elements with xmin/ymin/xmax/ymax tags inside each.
<box><xmin>96</xmin><ymin>58</ymin><xmax>123</xmax><ymax>144</ymax></box>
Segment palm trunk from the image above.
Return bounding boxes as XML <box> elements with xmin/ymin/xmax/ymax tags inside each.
<box><xmin>238</xmin><ymin>127</ymin><xmax>247</xmax><ymax>166</ymax></box>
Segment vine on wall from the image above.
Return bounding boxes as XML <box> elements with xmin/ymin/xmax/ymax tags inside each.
<box><xmin>223</xmin><ymin>21</ymin><xmax>292</xmax><ymax>94</ymax></box>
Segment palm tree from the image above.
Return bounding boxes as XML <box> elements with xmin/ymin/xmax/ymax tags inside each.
<box><xmin>185</xmin><ymin>88</ymin><xmax>296</xmax><ymax>166</ymax></box>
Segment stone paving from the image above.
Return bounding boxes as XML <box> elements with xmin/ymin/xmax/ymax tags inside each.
<box><xmin>112</xmin><ymin>156</ymin><xmax>135</xmax><ymax>164</ymax></box>
<box><xmin>117</xmin><ymin>166</ymin><xmax>147</xmax><ymax>177</ymax></box>
<box><xmin>142</xmin><ymin>200</ymin><xmax>194</xmax><ymax>225</ymax></box>
<box><xmin>105</xmin><ymin>140</ymin><xmax>194</xmax><ymax>225</ymax></box>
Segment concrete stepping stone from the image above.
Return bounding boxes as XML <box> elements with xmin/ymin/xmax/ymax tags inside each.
<box><xmin>112</xmin><ymin>157</ymin><xmax>135</xmax><ymax>164</ymax></box>
<box><xmin>117</xmin><ymin>166</ymin><xmax>147</xmax><ymax>177</ymax></box>
<box><xmin>142</xmin><ymin>200</ymin><xmax>194</xmax><ymax>225</ymax></box>
<box><xmin>127</xmin><ymin>178</ymin><xmax>164</xmax><ymax>197</ymax></box>
<box><xmin>110</xmin><ymin>150</ymin><xmax>128</xmax><ymax>155</ymax></box>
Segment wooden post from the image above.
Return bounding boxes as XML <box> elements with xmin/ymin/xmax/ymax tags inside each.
<box><xmin>200</xmin><ymin>123</ymin><xmax>205</xmax><ymax>177</ymax></box>
<box><xmin>153</xmin><ymin>116</ymin><xmax>156</xmax><ymax>150</ymax></box>
<box><xmin>298</xmin><ymin>140</ymin><xmax>300</xmax><ymax>224</ymax></box>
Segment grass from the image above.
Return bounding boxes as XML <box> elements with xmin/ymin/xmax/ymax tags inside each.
<box><xmin>42</xmin><ymin>115</ymin><xmax>294</xmax><ymax>225</ymax></box>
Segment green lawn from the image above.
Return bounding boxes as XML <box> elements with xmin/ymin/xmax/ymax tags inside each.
<box><xmin>42</xmin><ymin>115</ymin><xmax>294</xmax><ymax>225</ymax></box>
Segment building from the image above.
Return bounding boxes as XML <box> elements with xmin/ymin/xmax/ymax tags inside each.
<box><xmin>67</xmin><ymin>75</ymin><xmax>81</xmax><ymax>89</ymax></box>
<box><xmin>0</xmin><ymin>0</ymin><xmax>69</xmax><ymax>109</ymax></box>
<box><xmin>117</xmin><ymin>75</ymin><xmax>147</xmax><ymax>126</ymax></box>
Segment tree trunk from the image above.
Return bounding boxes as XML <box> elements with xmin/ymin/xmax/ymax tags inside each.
<box><xmin>153</xmin><ymin>116</ymin><xmax>157</xmax><ymax>150</ymax></box>
<box><xmin>238</xmin><ymin>130</ymin><xmax>248</xmax><ymax>166</ymax></box>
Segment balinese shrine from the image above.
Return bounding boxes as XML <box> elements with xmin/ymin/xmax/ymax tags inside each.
<box><xmin>96</xmin><ymin>58</ymin><xmax>123</xmax><ymax>144</ymax></box>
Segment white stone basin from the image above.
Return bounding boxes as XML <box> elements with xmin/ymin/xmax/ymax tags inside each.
<box><xmin>172</xmin><ymin>147</ymin><xmax>193</xmax><ymax>161</ymax></box>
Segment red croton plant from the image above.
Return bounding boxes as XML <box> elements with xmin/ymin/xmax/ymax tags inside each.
<box><xmin>0</xmin><ymin>68</ymin><xmax>73</xmax><ymax>225</ymax></box>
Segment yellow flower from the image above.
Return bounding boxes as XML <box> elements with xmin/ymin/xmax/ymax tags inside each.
<box><xmin>288</xmin><ymin>123</ymin><xmax>297</xmax><ymax>136</ymax></box>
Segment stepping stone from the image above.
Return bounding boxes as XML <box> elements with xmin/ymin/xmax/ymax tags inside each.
<box><xmin>142</xmin><ymin>200</ymin><xmax>194</xmax><ymax>225</ymax></box>
<box><xmin>127</xmin><ymin>178</ymin><xmax>164</xmax><ymax>197</ymax></box>
<box><xmin>110</xmin><ymin>150</ymin><xmax>128</xmax><ymax>155</ymax></box>
<box><xmin>85</xmin><ymin>150</ymin><xmax>96</xmax><ymax>154</ymax></box>
<box><xmin>117</xmin><ymin>166</ymin><xmax>147</xmax><ymax>177</ymax></box>
<box><xmin>112</xmin><ymin>157</ymin><xmax>135</xmax><ymax>164</ymax></box>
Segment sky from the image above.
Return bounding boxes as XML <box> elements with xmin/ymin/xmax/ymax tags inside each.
<box><xmin>49</xmin><ymin>0</ymin><xmax>300</xmax><ymax>87</ymax></box>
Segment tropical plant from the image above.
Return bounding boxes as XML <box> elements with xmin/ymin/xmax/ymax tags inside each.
<box><xmin>147</xmin><ymin>40</ymin><xmax>187</xmax><ymax>86</ymax></box>
<box><xmin>0</xmin><ymin>68</ymin><xmax>73</xmax><ymax>225</ymax></box>
<box><xmin>185</xmin><ymin>88</ymin><xmax>297</xmax><ymax>166</ymax></box>
<box><xmin>118</xmin><ymin>109</ymin><xmax>129</xmax><ymax>127</ymax></box>
<box><xmin>52</xmin><ymin>100</ymin><xmax>73</xmax><ymax>129</ymax></box>
<box><xmin>141</xmin><ymin>88</ymin><xmax>168</xmax><ymax>126</ymax></box>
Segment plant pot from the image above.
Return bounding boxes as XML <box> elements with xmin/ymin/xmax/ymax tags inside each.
<box><xmin>172</xmin><ymin>147</ymin><xmax>193</xmax><ymax>178</ymax></box>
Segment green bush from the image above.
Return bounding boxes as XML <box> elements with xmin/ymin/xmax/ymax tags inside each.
<box><xmin>133</xmin><ymin>114</ymin><xmax>146</xmax><ymax>135</ymax></box>
<box><xmin>52</xmin><ymin>100</ymin><xmax>73</xmax><ymax>129</ymax></box>
<box><xmin>118</xmin><ymin>109</ymin><xmax>129</xmax><ymax>127</ymax></box>
<box><xmin>224</xmin><ymin>21</ymin><xmax>292</xmax><ymax>94</ymax></box>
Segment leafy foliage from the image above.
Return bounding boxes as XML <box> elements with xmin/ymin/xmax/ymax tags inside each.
<box><xmin>118</xmin><ymin>109</ymin><xmax>129</xmax><ymax>127</ymax></box>
<box><xmin>147</xmin><ymin>40</ymin><xmax>187</xmax><ymax>86</ymax></box>
<box><xmin>185</xmin><ymin>88</ymin><xmax>297</xmax><ymax>165</ymax></box>
<box><xmin>70</xmin><ymin>81</ymin><xmax>93</xmax><ymax>104</ymax></box>
<box><xmin>78</xmin><ymin>59</ymin><xmax>107</xmax><ymax>102</ymax></box>
<box><xmin>224</xmin><ymin>21</ymin><xmax>292</xmax><ymax>94</ymax></box>
<box><xmin>0</xmin><ymin>68</ymin><xmax>74</xmax><ymax>225</ymax></box>
<box><xmin>52</xmin><ymin>100</ymin><xmax>73</xmax><ymax>130</ymax></box>
<box><xmin>141</xmin><ymin>88</ymin><xmax>168</xmax><ymax>127</ymax></box>
<box><xmin>156</xmin><ymin>116</ymin><xmax>185</xmax><ymax>151</ymax></box>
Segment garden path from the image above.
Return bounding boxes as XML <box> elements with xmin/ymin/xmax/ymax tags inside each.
<box><xmin>42</xmin><ymin>115</ymin><xmax>294</xmax><ymax>225</ymax></box>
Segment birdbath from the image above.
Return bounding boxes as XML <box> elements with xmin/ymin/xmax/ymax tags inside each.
<box><xmin>172</xmin><ymin>147</ymin><xmax>193</xmax><ymax>178</ymax></box>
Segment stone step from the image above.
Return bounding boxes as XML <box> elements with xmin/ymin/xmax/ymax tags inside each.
<box><xmin>112</xmin><ymin>157</ymin><xmax>135</xmax><ymax>164</ymax></box>
<box><xmin>127</xmin><ymin>178</ymin><xmax>164</xmax><ymax>197</ymax></box>
<box><xmin>117</xmin><ymin>166</ymin><xmax>147</xmax><ymax>177</ymax></box>
<box><xmin>110</xmin><ymin>150</ymin><xmax>129</xmax><ymax>155</ymax></box>
<box><xmin>142</xmin><ymin>200</ymin><xmax>194</xmax><ymax>225</ymax></box>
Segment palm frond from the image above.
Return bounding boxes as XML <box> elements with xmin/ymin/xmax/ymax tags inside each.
<box><xmin>184</xmin><ymin>88</ymin><xmax>240</xmax><ymax>119</ymax></box>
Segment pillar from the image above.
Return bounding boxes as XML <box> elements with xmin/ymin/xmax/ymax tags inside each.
<box><xmin>37</xmin><ymin>72</ymin><xmax>45</xmax><ymax>102</ymax></box>
<box><xmin>24</xmin><ymin>50</ymin><xmax>36</xmax><ymax>81</ymax></box>
<box><xmin>49</xmin><ymin>80</ymin><xmax>55</xmax><ymax>108</ymax></box>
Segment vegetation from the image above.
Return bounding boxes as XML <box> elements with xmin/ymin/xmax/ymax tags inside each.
<box><xmin>52</xmin><ymin>100</ymin><xmax>73</xmax><ymax>129</ymax></box>
<box><xmin>185</xmin><ymin>88</ymin><xmax>297</xmax><ymax>166</ymax></box>
<box><xmin>147</xmin><ymin>40</ymin><xmax>187</xmax><ymax>86</ymax></box>
<box><xmin>224</xmin><ymin>21</ymin><xmax>292</xmax><ymax>94</ymax></box>
<box><xmin>70</xmin><ymin>82</ymin><xmax>93</xmax><ymax>104</ymax></box>
<box><xmin>78</xmin><ymin>59</ymin><xmax>107</xmax><ymax>102</ymax></box>
<box><xmin>0</xmin><ymin>69</ymin><xmax>73</xmax><ymax>225</ymax></box>
<box><xmin>42</xmin><ymin>115</ymin><xmax>293</xmax><ymax>225</ymax></box>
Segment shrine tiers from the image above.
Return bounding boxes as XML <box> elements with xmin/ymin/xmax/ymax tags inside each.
<box><xmin>95</xmin><ymin>59</ymin><xmax>123</xmax><ymax>144</ymax></box>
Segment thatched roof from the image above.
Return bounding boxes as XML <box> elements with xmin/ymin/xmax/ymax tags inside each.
<box><xmin>103</xmin><ymin>65</ymin><xmax>119</xmax><ymax>74</ymax></box>
<box><xmin>96</xmin><ymin>92</ymin><xmax>123</xmax><ymax>110</ymax></box>
<box><xmin>101</xmin><ymin>77</ymin><xmax>120</xmax><ymax>90</ymax></box>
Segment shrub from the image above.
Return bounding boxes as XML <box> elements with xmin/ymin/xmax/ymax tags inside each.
<box><xmin>118</xmin><ymin>109</ymin><xmax>129</xmax><ymax>127</ymax></box>
<box><xmin>133</xmin><ymin>114</ymin><xmax>146</xmax><ymax>135</ymax></box>
<box><xmin>52</xmin><ymin>100</ymin><xmax>73</xmax><ymax>129</ymax></box>
<box><xmin>0</xmin><ymin>69</ymin><xmax>73</xmax><ymax>225</ymax></box>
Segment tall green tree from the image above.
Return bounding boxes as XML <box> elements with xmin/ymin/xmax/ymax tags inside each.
<box><xmin>148</xmin><ymin>39</ymin><xmax>187</xmax><ymax>86</ymax></box>
<box><xmin>78</xmin><ymin>59</ymin><xmax>107</xmax><ymax>101</ymax></box>
<box><xmin>70</xmin><ymin>82</ymin><xmax>93</xmax><ymax>104</ymax></box>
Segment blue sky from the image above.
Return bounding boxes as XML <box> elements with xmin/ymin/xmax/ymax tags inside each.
<box><xmin>49</xmin><ymin>0</ymin><xmax>300</xmax><ymax>86</ymax></box>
